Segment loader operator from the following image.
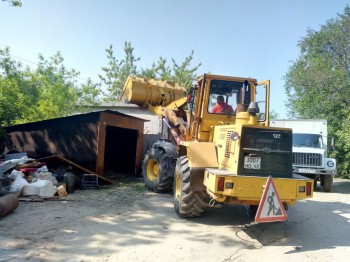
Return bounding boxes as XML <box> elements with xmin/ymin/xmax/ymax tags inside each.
<box><xmin>211</xmin><ymin>95</ymin><xmax>234</xmax><ymax>114</ymax></box>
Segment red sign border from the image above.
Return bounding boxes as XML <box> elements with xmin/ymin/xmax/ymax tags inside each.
<box><xmin>255</xmin><ymin>176</ymin><xmax>287</xmax><ymax>223</ymax></box>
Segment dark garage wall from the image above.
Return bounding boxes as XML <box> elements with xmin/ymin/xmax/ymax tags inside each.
<box><xmin>5</xmin><ymin>113</ymin><xmax>100</xmax><ymax>169</ymax></box>
<box><xmin>4</xmin><ymin>110</ymin><xmax>147</xmax><ymax>176</ymax></box>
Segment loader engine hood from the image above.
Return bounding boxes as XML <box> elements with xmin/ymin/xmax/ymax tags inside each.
<box><xmin>238</xmin><ymin>126</ymin><xmax>293</xmax><ymax>178</ymax></box>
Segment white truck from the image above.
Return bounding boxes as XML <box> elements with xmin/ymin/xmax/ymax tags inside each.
<box><xmin>269</xmin><ymin>119</ymin><xmax>336</xmax><ymax>192</ymax></box>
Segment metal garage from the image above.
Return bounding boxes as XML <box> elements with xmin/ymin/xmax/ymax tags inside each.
<box><xmin>3</xmin><ymin>110</ymin><xmax>147</xmax><ymax>176</ymax></box>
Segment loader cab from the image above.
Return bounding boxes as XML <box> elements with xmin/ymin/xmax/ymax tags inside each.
<box><xmin>190</xmin><ymin>74</ymin><xmax>270</xmax><ymax>141</ymax></box>
<box><xmin>207</xmin><ymin>79</ymin><xmax>255</xmax><ymax>115</ymax></box>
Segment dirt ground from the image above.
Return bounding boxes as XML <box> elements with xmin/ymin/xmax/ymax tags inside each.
<box><xmin>1</xmin><ymin>177</ymin><xmax>350</xmax><ymax>262</ymax></box>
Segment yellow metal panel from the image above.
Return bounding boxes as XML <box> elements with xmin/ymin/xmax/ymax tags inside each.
<box><xmin>203</xmin><ymin>74</ymin><xmax>257</xmax><ymax>83</ymax></box>
<box><xmin>186</xmin><ymin>142</ymin><xmax>218</xmax><ymax>168</ymax></box>
<box><xmin>211</xmin><ymin>125</ymin><xmax>242</xmax><ymax>170</ymax></box>
<box><xmin>234</xmin><ymin>177</ymin><xmax>299</xmax><ymax>200</ymax></box>
<box><xmin>204</xmin><ymin>169</ymin><xmax>313</xmax><ymax>205</ymax></box>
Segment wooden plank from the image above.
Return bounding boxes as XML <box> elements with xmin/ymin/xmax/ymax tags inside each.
<box><xmin>37</xmin><ymin>155</ymin><xmax>114</xmax><ymax>185</ymax></box>
<box><xmin>18</xmin><ymin>197</ymin><xmax>44</xmax><ymax>202</ymax></box>
<box><xmin>18</xmin><ymin>196</ymin><xmax>72</xmax><ymax>202</ymax></box>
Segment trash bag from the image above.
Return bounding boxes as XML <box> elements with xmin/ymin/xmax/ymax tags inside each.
<box><xmin>9</xmin><ymin>173</ymin><xmax>28</xmax><ymax>193</ymax></box>
<box><xmin>64</xmin><ymin>172</ymin><xmax>76</xmax><ymax>194</ymax></box>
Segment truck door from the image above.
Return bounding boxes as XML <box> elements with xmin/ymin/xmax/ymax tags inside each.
<box><xmin>255</xmin><ymin>80</ymin><xmax>270</xmax><ymax>127</ymax></box>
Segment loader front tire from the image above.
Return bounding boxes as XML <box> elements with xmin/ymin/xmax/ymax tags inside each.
<box><xmin>174</xmin><ymin>156</ymin><xmax>207</xmax><ymax>218</ymax></box>
<box><xmin>143</xmin><ymin>146</ymin><xmax>176</xmax><ymax>193</ymax></box>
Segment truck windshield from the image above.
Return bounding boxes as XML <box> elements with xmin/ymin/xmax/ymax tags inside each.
<box><xmin>293</xmin><ymin>134</ymin><xmax>323</xmax><ymax>148</ymax></box>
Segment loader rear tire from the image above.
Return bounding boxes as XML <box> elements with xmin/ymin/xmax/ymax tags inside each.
<box><xmin>174</xmin><ymin>156</ymin><xmax>207</xmax><ymax>218</ymax></box>
<box><xmin>143</xmin><ymin>146</ymin><xmax>176</xmax><ymax>193</ymax></box>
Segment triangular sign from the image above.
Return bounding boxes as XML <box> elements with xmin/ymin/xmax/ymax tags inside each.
<box><xmin>255</xmin><ymin>175</ymin><xmax>287</xmax><ymax>223</ymax></box>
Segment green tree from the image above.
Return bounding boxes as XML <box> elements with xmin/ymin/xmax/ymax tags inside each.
<box><xmin>100</xmin><ymin>42</ymin><xmax>201</xmax><ymax>101</ymax></box>
<box><xmin>77</xmin><ymin>78</ymin><xmax>103</xmax><ymax>111</ymax></box>
<box><xmin>142</xmin><ymin>56</ymin><xmax>172</xmax><ymax>81</ymax></box>
<box><xmin>0</xmin><ymin>47</ymin><xmax>39</xmax><ymax>124</ymax></box>
<box><xmin>284</xmin><ymin>6</ymin><xmax>350</xmax><ymax>176</ymax></box>
<box><xmin>1</xmin><ymin>0</ymin><xmax>21</xmax><ymax>6</ymax></box>
<box><xmin>269</xmin><ymin>109</ymin><xmax>280</xmax><ymax>120</ymax></box>
<box><xmin>99</xmin><ymin>42</ymin><xmax>140</xmax><ymax>100</ymax></box>
<box><xmin>0</xmin><ymin>77</ymin><xmax>23</xmax><ymax>126</ymax></box>
<box><xmin>170</xmin><ymin>50</ymin><xmax>201</xmax><ymax>88</ymax></box>
<box><xmin>36</xmin><ymin>52</ymin><xmax>86</xmax><ymax>120</ymax></box>
<box><xmin>0</xmin><ymin>47</ymin><xmax>104</xmax><ymax>152</ymax></box>
<box><xmin>0</xmin><ymin>48</ymin><xmax>102</xmax><ymax>124</ymax></box>
<box><xmin>139</xmin><ymin>52</ymin><xmax>201</xmax><ymax>88</ymax></box>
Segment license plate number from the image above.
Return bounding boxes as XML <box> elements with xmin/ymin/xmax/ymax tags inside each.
<box><xmin>244</xmin><ymin>156</ymin><xmax>261</xmax><ymax>170</ymax></box>
<box><xmin>298</xmin><ymin>168</ymin><xmax>316</xmax><ymax>174</ymax></box>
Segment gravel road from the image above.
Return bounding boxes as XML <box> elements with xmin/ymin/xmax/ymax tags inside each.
<box><xmin>1</xmin><ymin>177</ymin><xmax>350</xmax><ymax>262</ymax></box>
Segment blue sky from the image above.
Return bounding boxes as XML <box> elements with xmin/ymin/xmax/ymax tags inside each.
<box><xmin>1</xmin><ymin>0</ymin><xmax>349</xmax><ymax>117</ymax></box>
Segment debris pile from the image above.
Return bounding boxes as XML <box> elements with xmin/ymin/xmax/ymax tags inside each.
<box><xmin>0</xmin><ymin>151</ymin><xmax>114</xmax><ymax>218</ymax></box>
<box><xmin>0</xmin><ymin>153</ymin><xmax>103</xmax><ymax>201</ymax></box>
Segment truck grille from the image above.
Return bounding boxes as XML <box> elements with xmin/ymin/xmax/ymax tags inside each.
<box><xmin>293</xmin><ymin>153</ymin><xmax>322</xmax><ymax>167</ymax></box>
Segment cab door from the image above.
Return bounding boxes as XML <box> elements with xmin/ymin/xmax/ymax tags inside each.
<box><xmin>255</xmin><ymin>80</ymin><xmax>270</xmax><ymax>126</ymax></box>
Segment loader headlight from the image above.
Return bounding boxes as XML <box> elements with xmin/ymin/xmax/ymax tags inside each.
<box><xmin>327</xmin><ymin>160</ymin><xmax>335</xmax><ymax>167</ymax></box>
<box><xmin>230</xmin><ymin>131</ymin><xmax>240</xmax><ymax>141</ymax></box>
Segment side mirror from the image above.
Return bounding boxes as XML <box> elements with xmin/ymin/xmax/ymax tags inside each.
<box><xmin>247</xmin><ymin>102</ymin><xmax>259</xmax><ymax>114</ymax></box>
<box><xmin>329</xmin><ymin>137</ymin><xmax>335</xmax><ymax>152</ymax></box>
<box><xmin>187</xmin><ymin>94</ymin><xmax>193</xmax><ymax>103</ymax></box>
<box><xmin>258</xmin><ymin>113</ymin><xmax>266</xmax><ymax>121</ymax></box>
<box><xmin>187</xmin><ymin>86</ymin><xmax>197</xmax><ymax>103</ymax></box>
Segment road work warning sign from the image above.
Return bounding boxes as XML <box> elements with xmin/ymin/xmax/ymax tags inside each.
<box><xmin>255</xmin><ymin>175</ymin><xmax>287</xmax><ymax>223</ymax></box>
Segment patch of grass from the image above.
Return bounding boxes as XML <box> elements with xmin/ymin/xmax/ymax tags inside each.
<box><xmin>118</xmin><ymin>179</ymin><xmax>148</xmax><ymax>193</ymax></box>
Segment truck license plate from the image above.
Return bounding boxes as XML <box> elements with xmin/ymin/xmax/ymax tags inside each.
<box><xmin>244</xmin><ymin>156</ymin><xmax>261</xmax><ymax>170</ymax></box>
<box><xmin>298</xmin><ymin>168</ymin><xmax>316</xmax><ymax>174</ymax></box>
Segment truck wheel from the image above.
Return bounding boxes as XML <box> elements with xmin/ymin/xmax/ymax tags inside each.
<box><xmin>174</xmin><ymin>156</ymin><xmax>207</xmax><ymax>218</ymax></box>
<box><xmin>143</xmin><ymin>147</ymin><xmax>175</xmax><ymax>193</ymax></box>
<box><xmin>323</xmin><ymin>176</ymin><xmax>333</xmax><ymax>192</ymax></box>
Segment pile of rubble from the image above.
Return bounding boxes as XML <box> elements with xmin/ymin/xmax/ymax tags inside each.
<box><xmin>0</xmin><ymin>154</ymin><xmax>76</xmax><ymax>199</ymax></box>
<box><xmin>0</xmin><ymin>153</ymin><xmax>105</xmax><ymax>218</ymax></box>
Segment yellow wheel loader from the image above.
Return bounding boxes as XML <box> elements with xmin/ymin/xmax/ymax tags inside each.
<box><xmin>122</xmin><ymin>74</ymin><xmax>313</xmax><ymax>219</ymax></box>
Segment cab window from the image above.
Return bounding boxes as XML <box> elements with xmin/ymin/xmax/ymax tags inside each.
<box><xmin>208</xmin><ymin>80</ymin><xmax>244</xmax><ymax>114</ymax></box>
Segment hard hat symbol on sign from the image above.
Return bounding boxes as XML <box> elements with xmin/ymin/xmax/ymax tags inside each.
<box><xmin>255</xmin><ymin>176</ymin><xmax>287</xmax><ymax>223</ymax></box>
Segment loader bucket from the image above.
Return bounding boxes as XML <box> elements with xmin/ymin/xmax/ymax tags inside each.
<box><xmin>122</xmin><ymin>76</ymin><xmax>187</xmax><ymax>108</ymax></box>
